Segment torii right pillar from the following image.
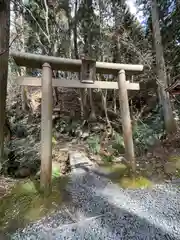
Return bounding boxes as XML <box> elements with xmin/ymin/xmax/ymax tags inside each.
<box><xmin>118</xmin><ymin>69</ymin><xmax>136</xmax><ymax>174</ymax></box>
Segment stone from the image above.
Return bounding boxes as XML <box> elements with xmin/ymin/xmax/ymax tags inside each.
<box><xmin>15</xmin><ymin>167</ymin><xmax>31</xmax><ymax>178</ymax></box>
<box><xmin>81</xmin><ymin>131</ymin><xmax>89</xmax><ymax>140</ymax></box>
<box><xmin>91</xmin><ymin>124</ymin><xmax>101</xmax><ymax>132</ymax></box>
<box><xmin>113</xmin><ymin>156</ymin><xmax>126</xmax><ymax>164</ymax></box>
<box><xmin>164</xmin><ymin>162</ymin><xmax>177</xmax><ymax>174</ymax></box>
<box><xmin>147</xmin><ymin>152</ymin><xmax>153</xmax><ymax>158</ymax></box>
<box><xmin>16</xmin><ymin>125</ymin><xmax>28</xmax><ymax>138</ymax></box>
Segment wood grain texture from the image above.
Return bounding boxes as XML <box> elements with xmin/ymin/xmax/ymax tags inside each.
<box><xmin>16</xmin><ymin>77</ymin><xmax>140</xmax><ymax>90</ymax></box>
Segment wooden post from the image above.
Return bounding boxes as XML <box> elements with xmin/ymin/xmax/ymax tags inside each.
<box><xmin>40</xmin><ymin>63</ymin><xmax>53</xmax><ymax>193</ymax></box>
<box><xmin>118</xmin><ymin>70</ymin><xmax>136</xmax><ymax>173</ymax></box>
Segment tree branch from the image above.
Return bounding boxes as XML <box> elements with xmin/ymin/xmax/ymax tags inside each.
<box><xmin>43</xmin><ymin>0</ymin><xmax>50</xmax><ymax>43</ymax></box>
<box><xmin>0</xmin><ymin>33</ymin><xmax>19</xmax><ymax>56</ymax></box>
<box><xmin>11</xmin><ymin>0</ymin><xmax>50</xmax><ymax>43</ymax></box>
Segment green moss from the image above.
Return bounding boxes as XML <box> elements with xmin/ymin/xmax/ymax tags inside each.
<box><xmin>52</xmin><ymin>166</ymin><xmax>61</xmax><ymax>179</ymax></box>
<box><xmin>119</xmin><ymin>176</ymin><xmax>152</xmax><ymax>189</ymax></box>
<box><xmin>168</xmin><ymin>156</ymin><xmax>180</xmax><ymax>162</ymax></box>
<box><xmin>165</xmin><ymin>156</ymin><xmax>180</xmax><ymax>174</ymax></box>
<box><xmin>109</xmin><ymin>163</ymin><xmax>127</xmax><ymax>173</ymax></box>
<box><xmin>100</xmin><ymin>154</ymin><xmax>114</xmax><ymax>163</ymax></box>
<box><xmin>11</xmin><ymin>181</ymin><xmax>38</xmax><ymax>196</ymax></box>
<box><xmin>100</xmin><ymin>162</ymin><xmax>127</xmax><ymax>171</ymax></box>
<box><xmin>99</xmin><ymin>163</ymin><xmax>128</xmax><ymax>181</ymax></box>
<box><xmin>0</xmin><ymin>176</ymin><xmax>69</xmax><ymax>232</ymax></box>
<box><xmin>98</xmin><ymin>162</ymin><xmax>152</xmax><ymax>189</ymax></box>
<box><xmin>52</xmin><ymin>136</ymin><xmax>58</xmax><ymax>145</ymax></box>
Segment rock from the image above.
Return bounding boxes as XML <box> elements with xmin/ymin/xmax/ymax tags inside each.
<box><xmin>113</xmin><ymin>156</ymin><xmax>127</xmax><ymax>164</ymax></box>
<box><xmin>61</xmin><ymin>165</ymin><xmax>68</xmax><ymax>175</ymax></box>
<box><xmin>71</xmin><ymin>138</ymin><xmax>77</xmax><ymax>144</ymax></box>
<box><xmin>156</xmin><ymin>162</ymin><xmax>163</xmax><ymax>168</ymax></box>
<box><xmin>175</xmin><ymin>159</ymin><xmax>180</xmax><ymax>169</ymax></box>
<box><xmin>164</xmin><ymin>162</ymin><xmax>177</xmax><ymax>174</ymax></box>
<box><xmin>15</xmin><ymin>167</ymin><xmax>31</xmax><ymax>178</ymax></box>
<box><xmin>27</xmin><ymin>114</ymin><xmax>34</xmax><ymax>123</ymax></box>
<box><xmin>74</xmin><ymin>129</ymin><xmax>83</xmax><ymax>137</ymax></box>
<box><xmin>52</xmin><ymin>114</ymin><xmax>60</xmax><ymax>121</ymax></box>
<box><xmin>89</xmin><ymin>154</ymin><xmax>101</xmax><ymax>164</ymax></box>
<box><xmin>35</xmin><ymin>170</ymin><xmax>40</xmax><ymax>179</ymax></box>
<box><xmin>147</xmin><ymin>152</ymin><xmax>153</xmax><ymax>158</ymax></box>
<box><xmin>81</xmin><ymin>131</ymin><xmax>89</xmax><ymax>140</ymax></box>
<box><xmin>11</xmin><ymin>101</ymin><xmax>18</xmax><ymax>109</ymax></box>
<box><xmin>91</xmin><ymin>124</ymin><xmax>102</xmax><ymax>132</ymax></box>
<box><xmin>15</xmin><ymin>125</ymin><xmax>28</xmax><ymax>138</ymax></box>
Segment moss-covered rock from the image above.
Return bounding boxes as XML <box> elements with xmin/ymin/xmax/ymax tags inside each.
<box><xmin>164</xmin><ymin>156</ymin><xmax>180</xmax><ymax>174</ymax></box>
<box><xmin>98</xmin><ymin>163</ymin><xmax>128</xmax><ymax>180</ymax></box>
<box><xmin>0</xmin><ymin>177</ymin><xmax>68</xmax><ymax>232</ymax></box>
<box><xmin>119</xmin><ymin>176</ymin><xmax>152</xmax><ymax>189</ymax></box>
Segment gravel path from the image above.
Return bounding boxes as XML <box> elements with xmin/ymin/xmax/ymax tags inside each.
<box><xmin>9</xmin><ymin>153</ymin><xmax>180</xmax><ymax>240</ymax></box>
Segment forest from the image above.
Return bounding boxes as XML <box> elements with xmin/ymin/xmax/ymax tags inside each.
<box><xmin>1</xmin><ymin>0</ymin><xmax>180</xmax><ymax>237</ymax></box>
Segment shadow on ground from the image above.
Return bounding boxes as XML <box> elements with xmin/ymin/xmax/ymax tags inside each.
<box><xmin>0</xmin><ymin>165</ymin><xmax>179</xmax><ymax>239</ymax></box>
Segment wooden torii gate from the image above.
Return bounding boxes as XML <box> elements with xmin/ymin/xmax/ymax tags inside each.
<box><xmin>10</xmin><ymin>51</ymin><xmax>143</xmax><ymax>192</ymax></box>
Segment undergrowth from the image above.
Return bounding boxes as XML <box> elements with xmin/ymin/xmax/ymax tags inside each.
<box><xmin>133</xmin><ymin>105</ymin><xmax>165</xmax><ymax>155</ymax></box>
<box><xmin>87</xmin><ymin>136</ymin><xmax>101</xmax><ymax>155</ymax></box>
<box><xmin>87</xmin><ymin>105</ymin><xmax>165</xmax><ymax>160</ymax></box>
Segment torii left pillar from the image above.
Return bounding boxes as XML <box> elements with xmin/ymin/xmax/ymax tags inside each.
<box><xmin>40</xmin><ymin>63</ymin><xmax>53</xmax><ymax>193</ymax></box>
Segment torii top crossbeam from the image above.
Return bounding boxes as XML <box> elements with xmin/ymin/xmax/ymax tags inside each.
<box><xmin>10</xmin><ymin>51</ymin><xmax>143</xmax><ymax>74</ymax></box>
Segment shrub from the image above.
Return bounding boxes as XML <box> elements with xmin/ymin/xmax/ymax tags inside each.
<box><xmin>133</xmin><ymin>105</ymin><xmax>165</xmax><ymax>155</ymax></box>
<box><xmin>112</xmin><ymin>132</ymin><xmax>125</xmax><ymax>154</ymax></box>
<box><xmin>87</xmin><ymin>135</ymin><xmax>101</xmax><ymax>154</ymax></box>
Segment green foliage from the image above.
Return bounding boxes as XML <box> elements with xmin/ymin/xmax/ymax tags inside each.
<box><xmin>133</xmin><ymin>106</ymin><xmax>165</xmax><ymax>154</ymax></box>
<box><xmin>137</xmin><ymin>0</ymin><xmax>180</xmax><ymax>78</ymax></box>
<box><xmin>87</xmin><ymin>135</ymin><xmax>101</xmax><ymax>155</ymax></box>
<box><xmin>55</xmin><ymin>120</ymin><xmax>80</xmax><ymax>136</ymax></box>
<box><xmin>52</xmin><ymin>166</ymin><xmax>61</xmax><ymax>179</ymax></box>
<box><xmin>100</xmin><ymin>154</ymin><xmax>114</xmax><ymax>163</ymax></box>
<box><xmin>52</xmin><ymin>136</ymin><xmax>57</xmax><ymax>145</ymax></box>
<box><xmin>112</xmin><ymin>132</ymin><xmax>125</xmax><ymax>154</ymax></box>
<box><xmin>56</xmin><ymin>120</ymin><xmax>68</xmax><ymax>133</ymax></box>
<box><xmin>133</xmin><ymin>123</ymin><xmax>156</xmax><ymax>153</ymax></box>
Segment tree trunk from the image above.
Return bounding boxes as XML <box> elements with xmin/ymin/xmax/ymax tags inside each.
<box><xmin>151</xmin><ymin>0</ymin><xmax>176</xmax><ymax>133</ymax></box>
<box><xmin>20</xmin><ymin>68</ymin><xmax>30</xmax><ymax>112</ymax></box>
<box><xmin>113</xmin><ymin>89</ymin><xmax>117</xmax><ymax>113</ymax></box>
<box><xmin>83</xmin><ymin>0</ymin><xmax>96</xmax><ymax>121</ymax></box>
<box><xmin>52</xmin><ymin>70</ymin><xmax>59</xmax><ymax>106</ymax></box>
<box><xmin>19</xmin><ymin>11</ymin><xmax>29</xmax><ymax>112</ymax></box>
<box><xmin>101</xmin><ymin>90</ymin><xmax>111</xmax><ymax>126</ymax></box>
<box><xmin>88</xmin><ymin>88</ymin><xmax>96</xmax><ymax>121</ymax></box>
<box><xmin>176</xmin><ymin>0</ymin><xmax>180</xmax><ymax>8</ymax></box>
<box><xmin>73</xmin><ymin>0</ymin><xmax>87</xmax><ymax>119</ymax></box>
<box><xmin>0</xmin><ymin>0</ymin><xmax>10</xmax><ymax>164</ymax></box>
<box><xmin>112</xmin><ymin>0</ymin><xmax>124</xmax><ymax>63</ymax></box>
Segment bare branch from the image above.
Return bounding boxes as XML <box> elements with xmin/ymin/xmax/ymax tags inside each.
<box><xmin>11</xmin><ymin>0</ymin><xmax>50</xmax><ymax>42</ymax></box>
<box><xmin>35</xmin><ymin>32</ymin><xmax>49</xmax><ymax>54</ymax></box>
<box><xmin>0</xmin><ymin>33</ymin><xmax>20</xmax><ymax>57</ymax></box>
<box><xmin>43</xmin><ymin>0</ymin><xmax>50</xmax><ymax>43</ymax></box>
